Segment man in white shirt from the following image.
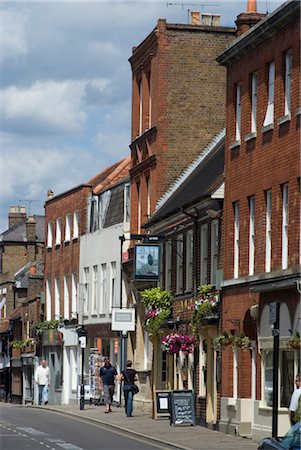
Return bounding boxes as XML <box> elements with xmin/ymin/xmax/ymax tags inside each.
<box><xmin>35</xmin><ymin>359</ymin><xmax>50</xmax><ymax>405</ymax></box>
<box><xmin>289</xmin><ymin>374</ymin><xmax>301</xmax><ymax>425</ymax></box>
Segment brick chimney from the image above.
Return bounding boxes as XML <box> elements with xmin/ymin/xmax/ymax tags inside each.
<box><xmin>26</xmin><ymin>216</ymin><xmax>36</xmax><ymax>262</ymax></box>
<box><xmin>235</xmin><ymin>0</ymin><xmax>266</xmax><ymax>37</ymax></box>
<box><xmin>8</xmin><ymin>205</ymin><xmax>27</xmax><ymax>228</ymax></box>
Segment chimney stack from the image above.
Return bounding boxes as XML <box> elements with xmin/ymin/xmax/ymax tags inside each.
<box><xmin>235</xmin><ymin>0</ymin><xmax>266</xmax><ymax>37</ymax></box>
<box><xmin>26</xmin><ymin>216</ymin><xmax>36</xmax><ymax>262</ymax></box>
<box><xmin>8</xmin><ymin>205</ymin><xmax>27</xmax><ymax>229</ymax></box>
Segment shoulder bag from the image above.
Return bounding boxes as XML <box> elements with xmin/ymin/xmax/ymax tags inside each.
<box><xmin>124</xmin><ymin>369</ymin><xmax>139</xmax><ymax>395</ymax></box>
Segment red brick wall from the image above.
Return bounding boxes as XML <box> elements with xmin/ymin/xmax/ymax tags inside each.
<box><xmin>129</xmin><ymin>21</ymin><xmax>235</xmax><ymax>235</ymax></box>
<box><xmin>223</xmin><ymin>16</ymin><xmax>300</xmax><ymax>280</ymax></box>
<box><xmin>221</xmin><ymin>12</ymin><xmax>300</xmax><ymax>402</ymax></box>
<box><xmin>44</xmin><ymin>186</ymin><xmax>92</xmax><ymax>320</ymax></box>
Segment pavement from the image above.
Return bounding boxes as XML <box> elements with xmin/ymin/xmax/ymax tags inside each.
<box><xmin>30</xmin><ymin>402</ymin><xmax>259</xmax><ymax>450</ymax></box>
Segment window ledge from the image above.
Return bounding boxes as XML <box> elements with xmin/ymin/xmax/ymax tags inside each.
<box><xmin>277</xmin><ymin>113</ymin><xmax>291</xmax><ymax>126</ymax></box>
<box><xmin>261</xmin><ymin>123</ymin><xmax>274</xmax><ymax>133</ymax></box>
<box><xmin>64</xmin><ymin>239</ymin><xmax>70</xmax><ymax>244</ymax></box>
<box><xmin>72</xmin><ymin>237</ymin><xmax>78</xmax><ymax>243</ymax></box>
<box><xmin>295</xmin><ymin>107</ymin><xmax>301</xmax><ymax>117</ymax></box>
<box><xmin>55</xmin><ymin>244</ymin><xmax>61</xmax><ymax>249</ymax></box>
<box><xmin>258</xmin><ymin>405</ymin><xmax>290</xmax><ymax>413</ymax></box>
<box><xmin>229</xmin><ymin>140</ymin><xmax>241</xmax><ymax>150</ymax></box>
<box><xmin>91</xmin><ymin>313</ymin><xmax>98</xmax><ymax>318</ymax></box>
<box><xmin>244</xmin><ymin>131</ymin><xmax>257</xmax><ymax>142</ymax></box>
<box><xmin>47</xmin><ymin>246</ymin><xmax>52</xmax><ymax>250</ymax></box>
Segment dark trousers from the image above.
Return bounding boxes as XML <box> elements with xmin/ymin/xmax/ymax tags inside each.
<box><xmin>123</xmin><ymin>385</ymin><xmax>133</xmax><ymax>417</ymax></box>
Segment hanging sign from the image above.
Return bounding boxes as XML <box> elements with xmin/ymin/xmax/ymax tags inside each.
<box><xmin>111</xmin><ymin>308</ymin><xmax>135</xmax><ymax>332</ymax></box>
<box><xmin>134</xmin><ymin>244</ymin><xmax>160</xmax><ymax>281</ymax></box>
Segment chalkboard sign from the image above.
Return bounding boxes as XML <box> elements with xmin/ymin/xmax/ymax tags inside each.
<box><xmin>155</xmin><ymin>391</ymin><xmax>170</xmax><ymax>419</ymax></box>
<box><xmin>170</xmin><ymin>390</ymin><xmax>196</xmax><ymax>426</ymax></box>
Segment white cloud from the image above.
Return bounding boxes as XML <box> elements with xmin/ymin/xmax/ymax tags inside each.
<box><xmin>0</xmin><ymin>78</ymin><xmax>110</xmax><ymax>135</ymax></box>
<box><xmin>0</xmin><ymin>7</ymin><xmax>29</xmax><ymax>63</ymax></box>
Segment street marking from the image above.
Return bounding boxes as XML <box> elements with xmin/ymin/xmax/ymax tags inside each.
<box><xmin>46</xmin><ymin>438</ymin><xmax>83</xmax><ymax>450</ymax></box>
<box><xmin>17</xmin><ymin>426</ymin><xmax>49</xmax><ymax>437</ymax></box>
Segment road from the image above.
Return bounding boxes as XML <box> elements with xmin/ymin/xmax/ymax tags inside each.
<box><xmin>0</xmin><ymin>406</ymin><xmax>173</xmax><ymax>450</ymax></box>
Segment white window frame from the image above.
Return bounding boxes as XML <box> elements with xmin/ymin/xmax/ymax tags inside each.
<box><xmin>71</xmin><ymin>273</ymin><xmax>77</xmax><ymax>318</ymax></box>
<box><xmin>186</xmin><ymin>230</ymin><xmax>193</xmax><ymax>292</ymax></box>
<box><xmin>73</xmin><ymin>212</ymin><xmax>79</xmax><ymax>239</ymax></box>
<box><xmin>165</xmin><ymin>240</ymin><xmax>172</xmax><ymax>291</ymax></box>
<box><xmin>54</xmin><ymin>278</ymin><xmax>60</xmax><ymax>320</ymax></box>
<box><xmin>233</xmin><ymin>348</ymin><xmax>238</xmax><ymax>400</ymax></box>
<box><xmin>65</xmin><ymin>214</ymin><xmax>71</xmax><ymax>242</ymax></box>
<box><xmin>285</xmin><ymin>50</ymin><xmax>292</xmax><ymax>116</ymax></box>
<box><xmin>92</xmin><ymin>265</ymin><xmax>98</xmax><ymax>313</ymax></box>
<box><xmin>46</xmin><ymin>279</ymin><xmax>51</xmax><ymax>321</ymax></box>
<box><xmin>47</xmin><ymin>222</ymin><xmax>53</xmax><ymax>248</ymax></box>
<box><xmin>63</xmin><ymin>275</ymin><xmax>69</xmax><ymax>319</ymax></box>
<box><xmin>148</xmin><ymin>71</ymin><xmax>152</xmax><ymax>129</ymax></box>
<box><xmin>124</xmin><ymin>183</ymin><xmax>130</xmax><ymax>224</ymax></box>
<box><xmin>234</xmin><ymin>202</ymin><xmax>240</xmax><ymax>279</ymax></box>
<box><xmin>263</xmin><ymin>61</ymin><xmax>275</xmax><ymax>127</ymax></box>
<box><xmin>282</xmin><ymin>183</ymin><xmax>289</xmax><ymax>269</ymax></box>
<box><xmin>110</xmin><ymin>262</ymin><xmax>116</xmax><ymax>309</ymax></box>
<box><xmin>55</xmin><ymin>219</ymin><xmax>62</xmax><ymax>245</ymax></box>
<box><xmin>200</xmin><ymin>224</ymin><xmax>208</xmax><ymax>285</ymax></box>
<box><xmin>146</xmin><ymin>176</ymin><xmax>151</xmax><ymax>218</ymax></box>
<box><xmin>249</xmin><ymin>196</ymin><xmax>255</xmax><ymax>276</ymax></box>
<box><xmin>235</xmin><ymin>83</ymin><xmax>241</xmax><ymax>142</ymax></box>
<box><xmin>251</xmin><ymin>73</ymin><xmax>257</xmax><ymax>133</ymax></box>
<box><xmin>83</xmin><ymin>267</ymin><xmax>89</xmax><ymax>313</ymax></box>
<box><xmin>211</xmin><ymin>220</ymin><xmax>219</xmax><ymax>285</ymax></box>
<box><xmin>137</xmin><ymin>183</ymin><xmax>141</xmax><ymax>234</ymax></box>
<box><xmin>265</xmin><ymin>190</ymin><xmax>272</xmax><ymax>273</ymax></box>
<box><xmin>176</xmin><ymin>234</ymin><xmax>183</xmax><ymax>294</ymax></box>
<box><xmin>100</xmin><ymin>263</ymin><xmax>107</xmax><ymax>313</ymax></box>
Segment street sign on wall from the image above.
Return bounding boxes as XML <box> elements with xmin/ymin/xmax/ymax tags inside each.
<box><xmin>111</xmin><ymin>308</ymin><xmax>135</xmax><ymax>332</ymax></box>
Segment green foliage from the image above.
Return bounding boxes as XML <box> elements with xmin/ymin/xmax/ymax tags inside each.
<box><xmin>10</xmin><ymin>338</ymin><xmax>34</xmax><ymax>350</ymax></box>
<box><xmin>145</xmin><ymin>309</ymin><xmax>171</xmax><ymax>337</ymax></box>
<box><xmin>215</xmin><ymin>331</ymin><xmax>233</xmax><ymax>347</ymax></box>
<box><xmin>233</xmin><ymin>334</ymin><xmax>251</xmax><ymax>351</ymax></box>
<box><xmin>288</xmin><ymin>331</ymin><xmax>301</xmax><ymax>348</ymax></box>
<box><xmin>31</xmin><ymin>320</ymin><xmax>60</xmax><ymax>335</ymax></box>
<box><xmin>140</xmin><ymin>287</ymin><xmax>171</xmax><ymax>310</ymax></box>
<box><xmin>197</xmin><ymin>284</ymin><xmax>214</xmax><ymax>299</ymax></box>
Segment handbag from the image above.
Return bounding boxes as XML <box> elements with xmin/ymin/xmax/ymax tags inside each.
<box><xmin>124</xmin><ymin>369</ymin><xmax>139</xmax><ymax>395</ymax></box>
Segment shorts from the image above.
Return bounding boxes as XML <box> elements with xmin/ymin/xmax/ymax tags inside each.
<box><xmin>103</xmin><ymin>384</ymin><xmax>114</xmax><ymax>405</ymax></box>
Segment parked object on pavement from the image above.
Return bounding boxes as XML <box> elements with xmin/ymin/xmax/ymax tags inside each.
<box><xmin>257</xmin><ymin>421</ymin><xmax>301</xmax><ymax>450</ymax></box>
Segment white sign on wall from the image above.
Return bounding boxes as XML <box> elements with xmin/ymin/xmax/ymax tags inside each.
<box><xmin>111</xmin><ymin>308</ymin><xmax>135</xmax><ymax>332</ymax></box>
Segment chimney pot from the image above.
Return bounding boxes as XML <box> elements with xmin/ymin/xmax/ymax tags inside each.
<box><xmin>47</xmin><ymin>189</ymin><xmax>54</xmax><ymax>199</ymax></box>
<box><xmin>191</xmin><ymin>11</ymin><xmax>200</xmax><ymax>25</ymax></box>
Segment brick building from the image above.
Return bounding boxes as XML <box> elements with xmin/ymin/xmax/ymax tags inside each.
<box><xmin>44</xmin><ymin>160</ymin><xmax>128</xmax><ymax>405</ymax></box>
<box><xmin>127</xmin><ymin>11</ymin><xmax>235</xmax><ymax>413</ymax></box>
<box><xmin>217</xmin><ymin>0</ymin><xmax>300</xmax><ymax>439</ymax></box>
<box><xmin>0</xmin><ymin>206</ymin><xmax>45</xmax><ymax>404</ymax></box>
<box><xmin>145</xmin><ymin>131</ymin><xmax>225</xmax><ymax>427</ymax></box>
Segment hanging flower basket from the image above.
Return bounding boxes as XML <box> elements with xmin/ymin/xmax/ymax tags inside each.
<box><xmin>215</xmin><ymin>331</ymin><xmax>234</xmax><ymax>348</ymax></box>
<box><xmin>288</xmin><ymin>332</ymin><xmax>301</xmax><ymax>349</ymax></box>
<box><xmin>191</xmin><ymin>284</ymin><xmax>219</xmax><ymax>338</ymax></box>
<box><xmin>161</xmin><ymin>333</ymin><xmax>196</xmax><ymax>355</ymax></box>
<box><xmin>233</xmin><ymin>334</ymin><xmax>251</xmax><ymax>351</ymax></box>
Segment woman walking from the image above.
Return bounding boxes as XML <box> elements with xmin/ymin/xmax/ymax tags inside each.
<box><xmin>119</xmin><ymin>360</ymin><xmax>138</xmax><ymax>417</ymax></box>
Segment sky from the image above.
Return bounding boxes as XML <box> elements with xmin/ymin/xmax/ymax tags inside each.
<box><xmin>0</xmin><ymin>0</ymin><xmax>284</xmax><ymax>233</ymax></box>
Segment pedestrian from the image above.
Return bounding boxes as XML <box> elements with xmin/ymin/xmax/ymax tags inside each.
<box><xmin>98</xmin><ymin>357</ymin><xmax>117</xmax><ymax>413</ymax></box>
<box><xmin>119</xmin><ymin>360</ymin><xmax>139</xmax><ymax>417</ymax></box>
<box><xmin>35</xmin><ymin>358</ymin><xmax>50</xmax><ymax>405</ymax></box>
<box><xmin>289</xmin><ymin>374</ymin><xmax>301</xmax><ymax>425</ymax></box>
